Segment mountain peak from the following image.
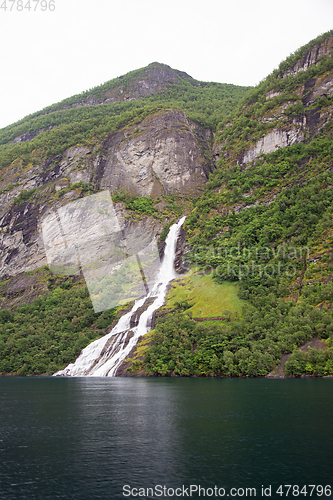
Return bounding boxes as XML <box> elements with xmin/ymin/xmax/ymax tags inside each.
<box><xmin>145</xmin><ymin>61</ymin><xmax>194</xmax><ymax>81</ymax></box>
<box><xmin>36</xmin><ymin>62</ymin><xmax>196</xmax><ymax>115</ymax></box>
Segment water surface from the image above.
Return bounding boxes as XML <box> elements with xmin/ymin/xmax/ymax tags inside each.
<box><xmin>0</xmin><ymin>378</ymin><xmax>332</xmax><ymax>499</ymax></box>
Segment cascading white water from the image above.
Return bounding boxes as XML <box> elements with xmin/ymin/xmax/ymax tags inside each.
<box><xmin>54</xmin><ymin>216</ymin><xmax>186</xmax><ymax>377</ymax></box>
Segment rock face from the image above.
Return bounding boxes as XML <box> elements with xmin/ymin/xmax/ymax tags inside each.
<box><xmin>12</xmin><ymin>126</ymin><xmax>55</xmax><ymax>144</ymax></box>
<box><xmin>0</xmin><ymin>109</ymin><xmax>212</xmax><ymax>285</ymax></box>
<box><xmin>0</xmin><ymin>201</ymin><xmax>47</xmax><ymax>279</ymax></box>
<box><xmin>0</xmin><ymin>193</ymin><xmax>164</xmax><ymax>278</ymax></box>
<box><xmin>236</xmin><ymin>35</ymin><xmax>333</xmax><ymax>166</ymax></box>
<box><xmin>1</xmin><ymin>36</ymin><xmax>332</xmax><ymax>302</ymax></box>
<box><xmin>99</xmin><ymin>110</ymin><xmax>212</xmax><ymax>196</ymax></box>
<box><xmin>281</xmin><ymin>36</ymin><xmax>333</xmax><ymax>78</ymax></box>
<box><xmin>62</xmin><ymin>62</ymin><xmax>196</xmax><ymax>110</ymax></box>
<box><xmin>242</xmin><ymin>126</ymin><xmax>304</xmax><ymax>164</ymax></box>
<box><xmin>174</xmin><ymin>225</ymin><xmax>188</xmax><ymax>274</ymax></box>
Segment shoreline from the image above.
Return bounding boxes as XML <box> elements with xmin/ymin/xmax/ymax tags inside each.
<box><xmin>1</xmin><ymin>373</ymin><xmax>332</xmax><ymax>379</ymax></box>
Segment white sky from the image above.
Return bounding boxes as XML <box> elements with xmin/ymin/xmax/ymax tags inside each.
<box><xmin>0</xmin><ymin>0</ymin><xmax>332</xmax><ymax>130</ymax></box>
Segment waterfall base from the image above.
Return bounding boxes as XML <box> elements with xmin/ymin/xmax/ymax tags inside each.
<box><xmin>54</xmin><ymin>216</ymin><xmax>186</xmax><ymax>377</ymax></box>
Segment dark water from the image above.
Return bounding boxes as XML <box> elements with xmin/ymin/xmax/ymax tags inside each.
<box><xmin>0</xmin><ymin>378</ymin><xmax>332</xmax><ymax>500</ymax></box>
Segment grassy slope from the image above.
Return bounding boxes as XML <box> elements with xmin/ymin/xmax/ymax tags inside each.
<box><xmin>2</xmin><ymin>33</ymin><xmax>333</xmax><ymax>376</ymax></box>
<box><xmin>0</xmin><ymin>64</ymin><xmax>249</xmax><ymax>375</ymax></box>
<box><xmin>125</xmin><ymin>31</ymin><xmax>333</xmax><ymax>378</ymax></box>
<box><xmin>166</xmin><ymin>274</ymin><xmax>244</xmax><ymax>319</ymax></box>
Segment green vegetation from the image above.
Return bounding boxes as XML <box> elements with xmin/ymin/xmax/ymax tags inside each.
<box><xmin>13</xmin><ymin>187</ymin><xmax>38</xmax><ymax>205</ymax></box>
<box><xmin>0</xmin><ymin>105</ymin><xmax>155</xmax><ymax>170</ymax></box>
<box><xmin>276</xmin><ymin>30</ymin><xmax>333</xmax><ymax>74</ymax></box>
<box><xmin>0</xmin><ymin>284</ymin><xmax>117</xmax><ymax>375</ymax></box>
<box><xmin>132</xmin><ymin>277</ymin><xmax>333</xmax><ymax>377</ymax></box>
<box><xmin>166</xmin><ymin>274</ymin><xmax>243</xmax><ymax>319</ymax></box>
<box><xmin>159</xmin><ymin>219</ymin><xmax>175</xmax><ymax>242</ymax></box>
<box><xmin>214</xmin><ymin>30</ymin><xmax>333</xmax><ymax>168</ymax></box>
<box><xmin>0</xmin><ymin>64</ymin><xmax>250</xmax><ymax>171</ymax></box>
<box><xmin>186</xmin><ymin>167</ymin><xmax>333</xmax><ymax>252</ymax></box>
<box><xmin>134</xmin><ymin>31</ymin><xmax>333</xmax><ymax>377</ymax></box>
<box><xmin>285</xmin><ymin>346</ymin><xmax>333</xmax><ymax>376</ymax></box>
<box><xmin>111</xmin><ymin>191</ymin><xmax>190</xmax><ymax>219</ymax></box>
<box><xmin>144</xmin><ymin>312</ymin><xmax>275</xmax><ymax>377</ymax></box>
<box><xmin>56</xmin><ymin>181</ymin><xmax>93</xmax><ymax>199</ymax></box>
<box><xmin>112</xmin><ymin>190</ymin><xmax>158</xmax><ymax>216</ymax></box>
<box><xmin>1</xmin><ymin>33</ymin><xmax>333</xmax><ymax>377</ymax></box>
<box><xmin>171</xmin><ymin>138</ymin><xmax>333</xmax><ymax>376</ymax></box>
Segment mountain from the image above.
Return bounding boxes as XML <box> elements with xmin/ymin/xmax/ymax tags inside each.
<box><xmin>0</xmin><ymin>63</ymin><xmax>250</xmax><ymax>295</ymax></box>
<box><xmin>1</xmin><ymin>31</ymin><xmax>333</xmax><ymax>377</ymax></box>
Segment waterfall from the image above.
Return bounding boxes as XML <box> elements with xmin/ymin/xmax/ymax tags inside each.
<box><xmin>54</xmin><ymin>216</ymin><xmax>186</xmax><ymax>377</ymax></box>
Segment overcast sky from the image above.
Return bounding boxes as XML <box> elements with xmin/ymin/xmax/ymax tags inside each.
<box><xmin>0</xmin><ymin>0</ymin><xmax>332</xmax><ymax>130</ymax></box>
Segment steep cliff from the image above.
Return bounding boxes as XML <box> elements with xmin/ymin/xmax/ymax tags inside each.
<box><xmin>1</xmin><ymin>31</ymin><xmax>333</xmax><ymax>378</ymax></box>
<box><xmin>0</xmin><ymin>109</ymin><xmax>213</xmax><ymax>289</ymax></box>
<box><xmin>215</xmin><ymin>32</ymin><xmax>333</xmax><ymax>167</ymax></box>
<box><xmin>0</xmin><ymin>59</ymin><xmax>252</xmax><ymax>293</ymax></box>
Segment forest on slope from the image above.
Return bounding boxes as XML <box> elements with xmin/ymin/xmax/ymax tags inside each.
<box><xmin>1</xmin><ymin>31</ymin><xmax>333</xmax><ymax>377</ymax></box>
<box><xmin>0</xmin><ymin>64</ymin><xmax>250</xmax><ymax>173</ymax></box>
